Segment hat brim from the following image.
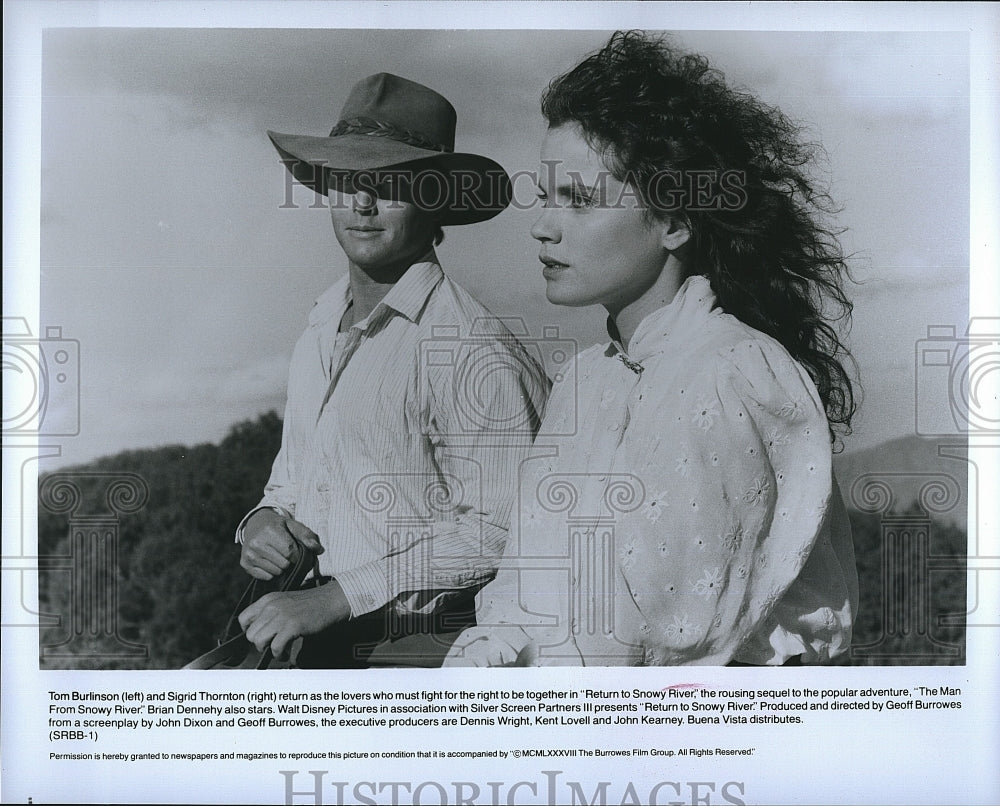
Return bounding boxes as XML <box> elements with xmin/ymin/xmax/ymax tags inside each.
<box><xmin>268</xmin><ymin>130</ymin><xmax>512</xmax><ymax>226</ymax></box>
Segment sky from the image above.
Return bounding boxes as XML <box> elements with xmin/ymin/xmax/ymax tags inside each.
<box><xmin>28</xmin><ymin>25</ymin><xmax>972</xmax><ymax>469</ymax></box>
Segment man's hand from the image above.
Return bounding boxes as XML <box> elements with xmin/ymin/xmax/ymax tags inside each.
<box><xmin>240</xmin><ymin>509</ymin><xmax>323</xmax><ymax>580</ymax></box>
<box><xmin>444</xmin><ymin>625</ymin><xmax>584</xmax><ymax>667</ymax></box>
<box><xmin>238</xmin><ymin>580</ymin><xmax>352</xmax><ymax>660</ymax></box>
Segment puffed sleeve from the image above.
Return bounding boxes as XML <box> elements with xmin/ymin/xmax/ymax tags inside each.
<box><xmin>596</xmin><ymin>336</ymin><xmax>836</xmax><ymax>666</ymax></box>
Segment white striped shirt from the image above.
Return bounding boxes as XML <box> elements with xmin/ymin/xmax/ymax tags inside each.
<box><xmin>245</xmin><ymin>255</ymin><xmax>549</xmax><ymax>617</ymax></box>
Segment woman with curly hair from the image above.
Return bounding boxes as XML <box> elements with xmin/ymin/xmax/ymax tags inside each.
<box><xmin>446</xmin><ymin>31</ymin><xmax>860</xmax><ymax>667</ymax></box>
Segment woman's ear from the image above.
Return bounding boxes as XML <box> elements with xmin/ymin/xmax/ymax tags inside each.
<box><xmin>659</xmin><ymin>217</ymin><xmax>691</xmax><ymax>251</ymax></box>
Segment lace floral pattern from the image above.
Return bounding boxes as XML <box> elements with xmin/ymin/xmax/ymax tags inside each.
<box><xmin>456</xmin><ymin>275</ymin><xmax>857</xmax><ymax>668</ymax></box>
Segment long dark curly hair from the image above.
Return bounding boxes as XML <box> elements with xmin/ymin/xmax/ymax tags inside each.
<box><xmin>542</xmin><ymin>31</ymin><xmax>859</xmax><ymax>438</ymax></box>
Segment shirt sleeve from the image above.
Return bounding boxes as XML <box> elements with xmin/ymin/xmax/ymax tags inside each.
<box><xmin>584</xmin><ymin>336</ymin><xmax>834</xmax><ymax>665</ymax></box>
<box><xmin>334</xmin><ymin>339</ymin><xmax>550</xmax><ymax>617</ymax></box>
<box><xmin>233</xmin><ymin>398</ymin><xmax>299</xmax><ymax>544</ymax></box>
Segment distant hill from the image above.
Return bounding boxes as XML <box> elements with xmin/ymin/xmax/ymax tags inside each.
<box><xmin>834</xmin><ymin>435</ymin><xmax>969</xmax><ymax>528</ymax></box>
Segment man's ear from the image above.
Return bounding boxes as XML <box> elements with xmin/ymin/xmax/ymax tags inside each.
<box><xmin>659</xmin><ymin>217</ymin><xmax>691</xmax><ymax>251</ymax></box>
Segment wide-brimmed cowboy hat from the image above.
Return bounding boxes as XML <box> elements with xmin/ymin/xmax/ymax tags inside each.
<box><xmin>268</xmin><ymin>73</ymin><xmax>512</xmax><ymax>225</ymax></box>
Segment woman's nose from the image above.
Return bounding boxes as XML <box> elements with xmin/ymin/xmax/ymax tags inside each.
<box><xmin>531</xmin><ymin>207</ymin><xmax>559</xmax><ymax>243</ymax></box>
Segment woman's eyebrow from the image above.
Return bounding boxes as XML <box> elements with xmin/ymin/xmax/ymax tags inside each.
<box><xmin>555</xmin><ymin>178</ymin><xmax>600</xmax><ymax>201</ymax></box>
<box><xmin>537</xmin><ymin>173</ymin><xmax>604</xmax><ymax>203</ymax></box>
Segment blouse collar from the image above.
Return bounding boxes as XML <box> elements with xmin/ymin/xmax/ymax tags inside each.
<box><xmin>605</xmin><ymin>275</ymin><xmax>720</xmax><ymax>370</ymax></box>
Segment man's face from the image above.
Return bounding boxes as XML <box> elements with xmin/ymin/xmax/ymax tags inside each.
<box><xmin>531</xmin><ymin>124</ymin><xmax>669</xmax><ymax>312</ymax></box>
<box><xmin>328</xmin><ymin>178</ymin><xmax>436</xmax><ymax>281</ymax></box>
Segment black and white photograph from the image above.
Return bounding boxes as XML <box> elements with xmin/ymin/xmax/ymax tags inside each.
<box><xmin>3</xmin><ymin>2</ymin><xmax>998</xmax><ymax>804</ymax></box>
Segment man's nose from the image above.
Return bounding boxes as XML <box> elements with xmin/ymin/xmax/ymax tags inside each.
<box><xmin>353</xmin><ymin>190</ymin><xmax>377</xmax><ymax>215</ymax></box>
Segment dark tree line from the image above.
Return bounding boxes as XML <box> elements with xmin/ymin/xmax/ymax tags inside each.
<box><xmin>38</xmin><ymin>412</ymin><xmax>282</xmax><ymax>669</ymax></box>
<box><xmin>37</xmin><ymin>412</ymin><xmax>966</xmax><ymax>668</ymax></box>
<box><xmin>848</xmin><ymin>506</ymin><xmax>966</xmax><ymax>665</ymax></box>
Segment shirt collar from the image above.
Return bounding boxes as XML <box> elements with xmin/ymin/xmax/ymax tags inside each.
<box><xmin>308</xmin><ymin>250</ymin><xmax>443</xmax><ymax>328</ymax></box>
<box><xmin>605</xmin><ymin>274</ymin><xmax>719</xmax><ymax>368</ymax></box>
<box><xmin>372</xmin><ymin>250</ymin><xmax>442</xmax><ymax>324</ymax></box>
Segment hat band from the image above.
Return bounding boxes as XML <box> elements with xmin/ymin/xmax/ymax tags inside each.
<box><xmin>327</xmin><ymin>116</ymin><xmax>452</xmax><ymax>154</ymax></box>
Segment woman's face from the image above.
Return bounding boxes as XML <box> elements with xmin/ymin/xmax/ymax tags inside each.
<box><xmin>531</xmin><ymin>124</ymin><xmax>671</xmax><ymax>313</ymax></box>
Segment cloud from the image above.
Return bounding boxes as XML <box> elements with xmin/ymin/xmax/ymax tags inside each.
<box><xmin>213</xmin><ymin>355</ymin><xmax>290</xmax><ymax>407</ymax></box>
<box><xmin>818</xmin><ymin>33</ymin><xmax>968</xmax><ymax>121</ymax></box>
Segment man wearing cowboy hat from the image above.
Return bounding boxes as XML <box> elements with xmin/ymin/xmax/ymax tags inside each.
<box><xmin>235</xmin><ymin>73</ymin><xmax>549</xmax><ymax>668</ymax></box>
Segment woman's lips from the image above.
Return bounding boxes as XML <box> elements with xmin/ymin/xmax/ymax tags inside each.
<box><xmin>540</xmin><ymin>254</ymin><xmax>569</xmax><ymax>278</ymax></box>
